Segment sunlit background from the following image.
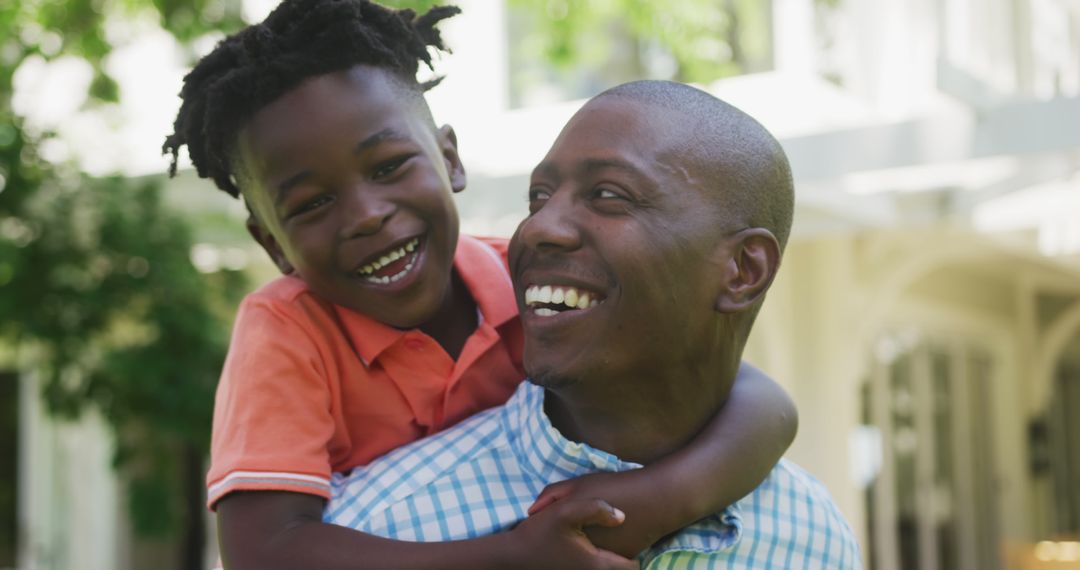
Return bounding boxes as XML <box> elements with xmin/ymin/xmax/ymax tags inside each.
<box><xmin>2</xmin><ymin>0</ymin><xmax>1079</xmax><ymax>569</ymax></box>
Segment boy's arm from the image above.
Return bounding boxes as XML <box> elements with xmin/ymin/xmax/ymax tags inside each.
<box><xmin>528</xmin><ymin>361</ymin><xmax>797</xmax><ymax>557</ymax></box>
<box><xmin>217</xmin><ymin>490</ymin><xmax>638</xmax><ymax>570</ymax></box>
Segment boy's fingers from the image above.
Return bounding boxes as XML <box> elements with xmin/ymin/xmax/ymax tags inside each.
<box><xmin>528</xmin><ymin>480</ymin><xmax>574</xmax><ymax>515</ymax></box>
<box><xmin>527</xmin><ymin>493</ymin><xmax>559</xmax><ymax>515</ymax></box>
<box><xmin>555</xmin><ymin>498</ymin><xmax>626</xmax><ymax>529</ymax></box>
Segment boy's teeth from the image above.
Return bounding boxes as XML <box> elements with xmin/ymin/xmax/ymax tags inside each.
<box><xmin>524</xmin><ymin>284</ymin><xmax>604</xmax><ymax>313</ymax></box>
<box><xmin>358</xmin><ymin>238</ymin><xmax>421</xmax><ymax>277</ymax></box>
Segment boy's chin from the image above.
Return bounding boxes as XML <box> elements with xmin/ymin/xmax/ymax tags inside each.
<box><xmin>353</xmin><ymin>295</ymin><xmax>445</xmax><ymax>331</ymax></box>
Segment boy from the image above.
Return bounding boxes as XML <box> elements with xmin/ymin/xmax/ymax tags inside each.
<box><xmin>163</xmin><ymin>1</ymin><xmax>797</xmax><ymax>568</ymax></box>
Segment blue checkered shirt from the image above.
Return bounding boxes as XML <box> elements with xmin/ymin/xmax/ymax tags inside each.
<box><xmin>324</xmin><ymin>382</ymin><xmax>862</xmax><ymax>569</ymax></box>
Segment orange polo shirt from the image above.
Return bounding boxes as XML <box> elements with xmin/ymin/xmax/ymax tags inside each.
<box><xmin>206</xmin><ymin>235</ymin><xmax>524</xmax><ymax>509</ymax></box>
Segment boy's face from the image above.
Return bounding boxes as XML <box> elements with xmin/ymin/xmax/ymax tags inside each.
<box><xmin>236</xmin><ymin>65</ymin><xmax>465</xmax><ymax>328</ymax></box>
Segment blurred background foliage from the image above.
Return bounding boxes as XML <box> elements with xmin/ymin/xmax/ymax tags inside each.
<box><xmin>0</xmin><ymin>1</ymin><xmax>248</xmax><ymax>568</ymax></box>
<box><xmin>0</xmin><ymin>0</ymin><xmax>764</xmax><ymax>567</ymax></box>
<box><xmin>503</xmin><ymin>0</ymin><xmax>836</xmax><ymax>106</ymax></box>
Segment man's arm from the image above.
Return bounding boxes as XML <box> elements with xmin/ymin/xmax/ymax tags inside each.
<box><xmin>528</xmin><ymin>361</ymin><xmax>797</xmax><ymax>557</ymax></box>
<box><xmin>217</xmin><ymin>490</ymin><xmax>638</xmax><ymax>570</ymax></box>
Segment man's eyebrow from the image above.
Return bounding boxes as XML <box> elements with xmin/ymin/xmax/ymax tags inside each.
<box><xmin>580</xmin><ymin>157</ymin><xmax>643</xmax><ymax>176</ymax></box>
<box><xmin>532</xmin><ymin>157</ymin><xmax>643</xmax><ymax>180</ymax></box>
<box><xmin>274</xmin><ymin>128</ymin><xmax>411</xmax><ymax>205</ymax></box>
<box><xmin>531</xmin><ymin>160</ymin><xmax>559</xmax><ymax>180</ymax></box>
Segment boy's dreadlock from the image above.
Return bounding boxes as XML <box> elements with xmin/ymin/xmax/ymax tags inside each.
<box><xmin>162</xmin><ymin>0</ymin><xmax>460</xmax><ymax>198</ymax></box>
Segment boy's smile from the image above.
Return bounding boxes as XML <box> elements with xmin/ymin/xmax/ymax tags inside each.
<box><xmin>235</xmin><ymin>65</ymin><xmax>467</xmax><ymax>329</ymax></box>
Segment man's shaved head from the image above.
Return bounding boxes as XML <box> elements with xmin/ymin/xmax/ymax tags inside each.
<box><xmin>594</xmin><ymin>80</ymin><xmax>794</xmax><ymax>249</ymax></box>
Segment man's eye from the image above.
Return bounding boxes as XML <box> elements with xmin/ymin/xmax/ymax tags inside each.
<box><xmin>527</xmin><ymin>188</ymin><xmax>551</xmax><ymax>213</ymax></box>
<box><xmin>594</xmin><ymin>187</ymin><xmax>624</xmax><ymax>200</ymax></box>
<box><xmin>527</xmin><ymin>188</ymin><xmax>551</xmax><ymax>202</ymax></box>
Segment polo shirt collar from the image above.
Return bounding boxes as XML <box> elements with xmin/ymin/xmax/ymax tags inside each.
<box><xmin>453</xmin><ymin>235</ymin><xmax>517</xmax><ymax>330</ymax></box>
<box><xmin>334</xmin><ymin>235</ymin><xmax>517</xmax><ymax>366</ymax></box>
<box><xmin>504</xmin><ymin>382</ymin><xmax>744</xmax><ymax>558</ymax></box>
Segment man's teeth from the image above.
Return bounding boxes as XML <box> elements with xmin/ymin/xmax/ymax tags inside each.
<box><xmin>524</xmin><ymin>284</ymin><xmax>601</xmax><ymax>313</ymax></box>
<box><xmin>357</xmin><ymin>238</ymin><xmax>420</xmax><ymax>282</ymax></box>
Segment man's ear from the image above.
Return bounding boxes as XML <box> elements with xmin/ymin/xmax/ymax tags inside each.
<box><xmin>715</xmin><ymin>228</ymin><xmax>781</xmax><ymax>313</ymax></box>
<box><xmin>437</xmin><ymin>124</ymin><xmax>467</xmax><ymax>193</ymax></box>
<box><xmin>245</xmin><ymin>212</ymin><xmax>295</xmax><ymax>275</ymax></box>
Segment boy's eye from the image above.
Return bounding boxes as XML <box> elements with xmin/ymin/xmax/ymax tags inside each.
<box><xmin>289</xmin><ymin>195</ymin><xmax>333</xmax><ymax>218</ymax></box>
<box><xmin>373</xmin><ymin>156</ymin><xmax>411</xmax><ymax>180</ymax></box>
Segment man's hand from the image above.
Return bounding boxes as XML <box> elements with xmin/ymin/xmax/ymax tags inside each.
<box><xmin>507</xmin><ymin>497</ymin><xmax>639</xmax><ymax>570</ymax></box>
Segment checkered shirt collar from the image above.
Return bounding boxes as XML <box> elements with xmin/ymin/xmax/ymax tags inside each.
<box><xmin>504</xmin><ymin>382</ymin><xmax>745</xmax><ymax>556</ymax></box>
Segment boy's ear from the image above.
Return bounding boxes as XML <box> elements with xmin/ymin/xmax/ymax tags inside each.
<box><xmin>437</xmin><ymin>124</ymin><xmax>467</xmax><ymax>193</ymax></box>
<box><xmin>246</xmin><ymin>213</ymin><xmax>295</xmax><ymax>275</ymax></box>
<box><xmin>715</xmin><ymin>228</ymin><xmax>781</xmax><ymax>313</ymax></box>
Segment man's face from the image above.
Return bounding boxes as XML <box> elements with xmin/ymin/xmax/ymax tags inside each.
<box><xmin>509</xmin><ymin>97</ymin><xmax>731</xmax><ymax>391</ymax></box>
<box><xmin>237</xmin><ymin>65</ymin><xmax>463</xmax><ymax>328</ymax></box>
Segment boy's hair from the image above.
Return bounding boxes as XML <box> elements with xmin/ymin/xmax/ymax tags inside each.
<box><xmin>162</xmin><ymin>0</ymin><xmax>460</xmax><ymax>198</ymax></box>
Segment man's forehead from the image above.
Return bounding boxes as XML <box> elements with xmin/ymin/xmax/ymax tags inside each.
<box><xmin>539</xmin><ymin>98</ymin><xmax>701</xmax><ymax>179</ymax></box>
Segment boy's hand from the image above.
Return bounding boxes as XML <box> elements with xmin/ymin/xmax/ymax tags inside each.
<box><xmin>527</xmin><ymin>471</ymin><xmax>658</xmax><ymax>558</ymax></box>
<box><xmin>529</xmin><ymin>472</ymin><xmax>630</xmax><ymax>516</ymax></box>
<box><xmin>508</xmin><ymin>497</ymin><xmax>639</xmax><ymax>570</ymax></box>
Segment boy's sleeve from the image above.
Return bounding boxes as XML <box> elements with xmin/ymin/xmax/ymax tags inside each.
<box><xmin>206</xmin><ymin>295</ymin><xmax>337</xmax><ymax>509</ymax></box>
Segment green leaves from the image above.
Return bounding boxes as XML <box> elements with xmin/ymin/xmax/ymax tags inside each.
<box><xmin>0</xmin><ymin>0</ymin><xmax>248</xmax><ymax>544</ymax></box>
<box><xmin>507</xmin><ymin>0</ymin><xmax>778</xmax><ymax>84</ymax></box>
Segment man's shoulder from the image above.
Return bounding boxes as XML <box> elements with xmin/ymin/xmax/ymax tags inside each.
<box><xmin>738</xmin><ymin>459</ymin><xmax>861</xmax><ymax>566</ymax></box>
<box><xmin>645</xmin><ymin>459</ymin><xmax>862</xmax><ymax>569</ymax></box>
<box><xmin>323</xmin><ymin>398</ymin><xmax>516</xmax><ymax>528</ymax></box>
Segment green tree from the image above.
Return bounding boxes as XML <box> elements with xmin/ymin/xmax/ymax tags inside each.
<box><xmin>506</xmin><ymin>0</ymin><xmax>839</xmax><ymax>105</ymax></box>
<box><xmin>0</xmin><ymin>0</ymin><xmax>455</xmax><ymax>567</ymax></box>
<box><xmin>0</xmin><ymin>1</ymin><xmax>247</xmax><ymax>568</ymax></box>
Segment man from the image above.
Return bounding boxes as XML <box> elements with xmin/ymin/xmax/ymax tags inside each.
<box><xmin>324</xmin><ymin>80</ymin><xmax>861</xmax><ymax>568</ymax></box>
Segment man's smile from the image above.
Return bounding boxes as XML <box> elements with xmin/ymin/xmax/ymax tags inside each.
<box><xmin>523</xmin><ymin>282</ymin><xmax>606</xmax><ymax>317</ymax></box>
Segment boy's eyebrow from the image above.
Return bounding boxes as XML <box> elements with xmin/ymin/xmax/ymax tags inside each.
<box><xmin>354</xmin><ymin>127</ymin><xmax>410</xmax><ymax>154</ymax></box>
<box><xmin>274</xmin><ymin>128</ymin><xmax>412</xmax><ymax>205</ymax></box>
<box><xmin>276</xmin><ymin>171</ymin><xmax>313</xmax><ymax>202</ymax></box>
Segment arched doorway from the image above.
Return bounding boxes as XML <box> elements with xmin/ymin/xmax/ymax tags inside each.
<box><xmin>861</xmin><ymin>333</ymin><xmax>1001</xmax><ymax>570</ymax></box>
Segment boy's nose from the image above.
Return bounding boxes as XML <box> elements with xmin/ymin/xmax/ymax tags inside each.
<box><xmin>340</xmin><ymin>187</ymin><xmax>395</xmax><ymax>238</ymax></box>
<box><xmin>517</xmin><ymin>193</ymin><xmax>581</xmax><ymax>253</ymax></box>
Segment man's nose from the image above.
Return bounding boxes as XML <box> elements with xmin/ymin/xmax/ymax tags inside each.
<box><xmin>518</xmin><ymin>192</ymin><xmax>582</xmax><ymax>252</ymax></box>
<box><xmin>339</xmin><ymin>185</ymin><xmax>395</xmax><ymax>238</ymax></box>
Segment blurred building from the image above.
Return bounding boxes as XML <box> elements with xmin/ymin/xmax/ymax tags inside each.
<box><xmin>12</xmin><ymin>0</ymin><xmax>1080</xmax><ymax>568</ymax></box>
<box><xmin>437</xmin><ymin>1</ymin><xmax>1080</xmax><ymax>568</ymax></box>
